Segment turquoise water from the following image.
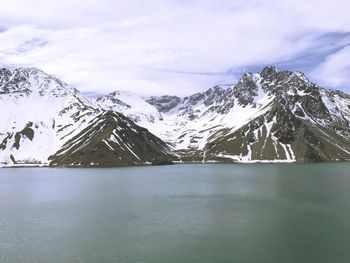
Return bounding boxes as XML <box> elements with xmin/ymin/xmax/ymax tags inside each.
<box><xmin>1</xmin><ymin>164</ymin><xmax>350</xmax><ymax>262</ymax></box>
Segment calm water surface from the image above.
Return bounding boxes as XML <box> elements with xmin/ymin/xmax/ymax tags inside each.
<box><xmin>1</xmin><ymin>164</ymin><xmax>350</xmax><ymax>263</ymax></box>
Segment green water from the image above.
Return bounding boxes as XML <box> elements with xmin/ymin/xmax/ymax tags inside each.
<box><xmin>1</xmin><ymin>164</ymin><xmax>350</xmax><ymax>262</ymax></box>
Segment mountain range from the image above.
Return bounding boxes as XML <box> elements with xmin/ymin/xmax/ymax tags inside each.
<box><xmin>1</xmin><ymin>66</ymin><xmax>350</xmax><ymax>167</ymax></box>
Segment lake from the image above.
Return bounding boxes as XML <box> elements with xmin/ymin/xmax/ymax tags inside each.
<box><xmin>1</xmin><ymin>163</ymin><xmax>350</xmax><ymax>262</ymax></box>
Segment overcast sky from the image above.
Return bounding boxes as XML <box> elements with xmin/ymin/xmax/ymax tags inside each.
<box><xmin>0</xmin><ymin>0</ymin><xmax>350</xmax><ymax>96</ymax></box>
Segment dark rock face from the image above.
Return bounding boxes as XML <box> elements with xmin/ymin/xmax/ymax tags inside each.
<box><xmin>203</xmin><ymin>86</ymin><xmax>226</xmax><ymax>106</ymax></box>
<box><xmin>0</xmin><ymin>122</ymin><xmax>36</xmax><ymax>152</ymax></box>
<box><xmin>233</xmin><ymin>74</ymin><xmax>258</xmax><ymax>106</ymax></box>
<box><xmin>146</xmin><ymin>95</ymin><xmax>181</xmax><ymax>112</ymax></box>
<box><xmin>147</xmin><ymin>86</ymin><xmax>228</xmax><ymax>115</ymax></box>
<box><xmin>49</xmin><ymin>111</ymin><xmax>178</xmax><ymax>167</ymax></box>
<box><xmin>0</xmin><ymin>68</ymin><xmax>31</xmax><ymax>95</ymax></box>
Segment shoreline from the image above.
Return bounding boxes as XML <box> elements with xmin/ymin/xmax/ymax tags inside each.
<box><xmin>2</xmin><ymin>160</ymin><xmax>349</xmax><ymax>168</ymax></box>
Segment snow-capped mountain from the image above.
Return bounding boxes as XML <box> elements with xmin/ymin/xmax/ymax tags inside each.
<box><xmin>2</xmin><ymin>66</ymin><xmax>350</xmax><ymax>167</ymax></box>
<box><xmin>0</xmin><ymin>67</ymin><xmax>176</xmax><ymax>167</ymax></box>
<box><xmin>98</xmin><ymin>66</ymin><xmax>350</xmax><ymax>163</ymax></box>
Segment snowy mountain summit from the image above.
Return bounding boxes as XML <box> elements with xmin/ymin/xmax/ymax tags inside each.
<box><xmin>1</xmin><ymin>66</ymin><xmax>350</xmax><ymax>167</ymax></box>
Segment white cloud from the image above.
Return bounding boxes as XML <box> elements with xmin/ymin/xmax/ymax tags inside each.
<box><xmin>0</xmin><ymin>0</ymin><xmax>349</xmax><ymax>95</ymax></box>
<box><xmin>311</xmin><ymin>45</ymin><xmax>350</xmax><ymax>88</ymax></box>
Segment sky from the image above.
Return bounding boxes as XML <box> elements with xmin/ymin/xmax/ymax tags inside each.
<box><xmin>0</xmin><ymin>0</ymin><xmax>350</xmax><ymax>97</ymax></box>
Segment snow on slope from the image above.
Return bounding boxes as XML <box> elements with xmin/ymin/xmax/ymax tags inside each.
<box><xmin>97</xmin><ymin>91</ymin><xmax>162</xmax><ymax>127</ymax></box>
<box><xmin>97</xmin><ymin>82</ymin><xmax>276</xmax><ymax>152</ymax></box>
<box><xmin>0</xmin><ymin>68</ymin><xmax>101</xmax><ymax>166</ymax></box>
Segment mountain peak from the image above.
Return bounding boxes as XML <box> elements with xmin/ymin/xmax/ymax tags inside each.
<box><xmin>260</xmin><ymin>65</ymin><xmax>278</xmax><ymax>76</ymax></box>
<box><xmin>0</xmin><ymin>66</ymin><xmax>79</xmax><ymax>98</ymax></box>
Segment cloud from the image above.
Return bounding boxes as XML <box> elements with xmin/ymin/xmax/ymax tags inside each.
<box><xmin>311</xmin><ymin>45</ymin><xmax>350</xmax><ymax>89</ymax></box>
<box><xmin>0</xmin><ymin>0</ymin><xmax>349</xmax><ymax>95</ymax></box>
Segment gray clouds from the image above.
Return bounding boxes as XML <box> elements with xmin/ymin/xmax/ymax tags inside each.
<box><xmin>0</xmin><ymin>0</ymin><xmax>350</xmax><ymax>95</ymax></box>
